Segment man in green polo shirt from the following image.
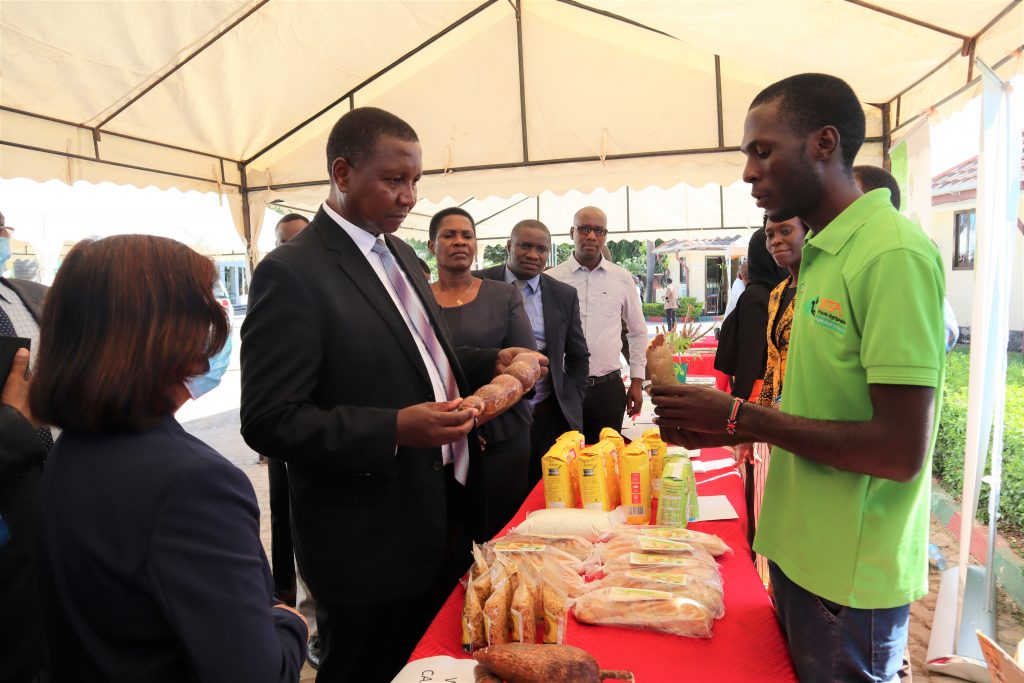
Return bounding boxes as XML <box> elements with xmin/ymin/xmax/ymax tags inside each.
<box><xmin>652</xmin><ymin>73</ymin><xmax>944</xmax><ymax>682</ymax></box>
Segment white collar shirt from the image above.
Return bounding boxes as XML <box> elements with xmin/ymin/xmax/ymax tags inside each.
<box><xmin>546</xmin><ymin>254</ymin><xmax>647</xmax><ymax>379</ymax></box>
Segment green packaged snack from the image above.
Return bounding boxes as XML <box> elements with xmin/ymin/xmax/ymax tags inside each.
<box><xmin>656</xmin><ymin>460</ymin><xmax>689</xmax><ymax>528</ymax></box>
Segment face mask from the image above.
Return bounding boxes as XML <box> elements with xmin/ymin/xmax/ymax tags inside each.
<box><xmin>185</xmin><ymin>335</ymin><xmax>233</xmax><ymax>400</ymax></box>
<box><xmin>0</xmin><ymin>237</ymin><xmax>10</xmax><ymax>273</ymax></box>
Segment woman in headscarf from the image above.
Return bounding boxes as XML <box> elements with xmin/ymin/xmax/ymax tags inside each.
<box><xmin>714</xmin><ymin>217</ymin><xmax>789</xmax><ymax>401</ymax></box>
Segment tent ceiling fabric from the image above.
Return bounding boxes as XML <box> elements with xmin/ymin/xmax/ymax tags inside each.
<box><xmin>2</xmin><ymin>0</ymin><xmax>1022</xmax><ymax>227</ymax></box>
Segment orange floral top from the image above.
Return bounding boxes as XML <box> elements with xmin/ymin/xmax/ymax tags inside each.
<box><xmin>756</xmin><ymin>276</ymin><xmax>796</xmax><ymax>408</ymax></box>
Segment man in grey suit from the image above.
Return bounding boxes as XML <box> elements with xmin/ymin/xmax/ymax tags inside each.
<box><xmin>476</xmin><ymin>219</ymin><xmax>589</xmax><ymax>487</ymax></box>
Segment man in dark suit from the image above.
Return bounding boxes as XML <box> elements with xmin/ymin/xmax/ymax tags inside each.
<box><xmin>240</xmin><ymin>108</ymin><xmax>539</xmax><ymax>682</ymax></box>
<box><xmin>0</xmin><ymin>210</ymin><xmax>52</xmax><ymax>683</ymax></box>
<box><xmin>476</xmin><ymin>219</ymin><xmax>589</xmax><ymax>487</ymax></box>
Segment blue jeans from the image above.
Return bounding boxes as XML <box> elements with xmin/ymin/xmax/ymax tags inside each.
<box><xmin>665</xmin><ymin>307</ymin><xmax>677</xmax><ymax>329</ymax></box>
<box><xmin>769</xmin><ymin>561</ymin><xmax>909</xmax><ymax>682</ymax></box>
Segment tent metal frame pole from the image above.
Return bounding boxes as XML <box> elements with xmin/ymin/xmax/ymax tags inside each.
<box><xmin>554</xmin><ymin>0</ymin><xmax>675</xmax><ymax>39</ymax></box>
<box><xmin>884</xmin><ymin>0</ymin><xmax>1020</xmax><ymax>119</ymax></box>
<box><xmin>890</xmin><ymin>42</ymin><xmax>1024</xmax><ymax>136</ymax></box>
<box><xmin>843</xmin><ymin>0</ymin><xmax>969</xmax><ymax>42</ymax></box>
<box><xmin>0</xmin><ymin>139</ymin><xmax>241</xmax><ymax>188</ymax></box>
<box><xmin>626</xmin><ymin>186</ymin><xmax>631</xmax><ymax>231</ymax></box>
<box><xmin>96</xmin><ymin>0</ymin><xmax>272</xmax><ymax>129</ymax></box>
<box><xmin>239</xmin><ymin>162</ymin><xmax>254</xmax><ymax>272</ymax></box>
<box><xmin>881</xmin><ymin>102</ymin><xmax>892</xmax><ymax>171</ymax></box>
<box><xmin>476</xmin><ymin>195</ymin><xmax>532</xmax><ymax>225</ymax></box>
<box><xmin>513</xmin><ymin>0</ymin><xmax>529</xmax><ymax>162</ymax></box>
<box><xmin>245</xmin><ymin>1</ymin><xmax>498</xmax><ymax>166</ymax></box>
<box><xmin>260</xmin><ymin>135</ymin><xmax>881</xmax><ymax>193</ymax></box>
<box><xmin>0</xmin><ymin>105</ymin><xmax>236</xmax><ymax>163</ymax></box>
<box><xmin>714</xmin><ymin>55</ymin><xmax>725</xmax><ymax>147</ymax></box>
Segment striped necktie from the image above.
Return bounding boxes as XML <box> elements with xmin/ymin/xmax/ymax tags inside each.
<box><xmin>370</xmin><ymin>239</ymin><xmax>469</xmax><ymax>485</ymax></box>
<box><xmin>0</xmin><ymin>304</ymin><xmax>53</xmax><ymax>452</ymax></box>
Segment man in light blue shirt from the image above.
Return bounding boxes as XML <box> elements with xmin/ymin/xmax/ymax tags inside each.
<box><xmin>476</xmin><ymin>220</ymin><xmax>589</xmax><ymax>486</ymax></box>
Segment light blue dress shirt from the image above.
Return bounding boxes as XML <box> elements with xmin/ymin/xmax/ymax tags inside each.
<box><xmin>503</xmin><ymin>266</ymin><xmax>550</xmax><ymax>405</ymax></box>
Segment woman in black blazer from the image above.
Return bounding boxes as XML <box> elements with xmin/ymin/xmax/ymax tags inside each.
<box><xmin>29</xmin><ymin>235</ymin><xmax>307</xmax><ymax>683</ymax></box>
<box><xmin>428</xmin><ymin>207</ymin><xmax>537</xmax><ymax>541</ymax></box>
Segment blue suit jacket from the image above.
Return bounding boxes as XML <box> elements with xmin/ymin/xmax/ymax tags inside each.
<box><xmin>39</xmin><ymin>417</ymin><xmax>307</xmax><ymax>683</ymax></box>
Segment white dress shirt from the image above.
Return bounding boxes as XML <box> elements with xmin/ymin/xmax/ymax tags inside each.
<box><xmin>547</xmin><ymin>254</ymin><xmax>647</xmax><ymax>379</ymax></box>
<box><xmin>321</xmin><ymin>203</ymin><xmax>464</xmax><ymax>464</ymax></box>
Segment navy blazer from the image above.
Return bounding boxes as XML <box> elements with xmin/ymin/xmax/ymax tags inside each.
<box><xmin>38</xmin><ymin>418</ymin><xmax>307</xmax><ymax>683</ymax></box>
<box><xmin>475</xmin><ymin>264</ymin><xmax>589</xmax><ymax>430</ymax></box>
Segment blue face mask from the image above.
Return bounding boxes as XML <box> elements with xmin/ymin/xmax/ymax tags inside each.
<box><xmin>185</xmin><ymin>335</ymin><xmax>233</xmax><ymax>400</ymax></box>
<box><xmin>0</xmin><ymin>237</ymin><xmax>10</xmax><ymax>273</ymax></box>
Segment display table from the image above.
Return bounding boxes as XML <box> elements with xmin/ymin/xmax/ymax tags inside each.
<box><xmin>409</xmin><ymin>448</ymin><xmax>798</xmax><ymax>682</ymax></box>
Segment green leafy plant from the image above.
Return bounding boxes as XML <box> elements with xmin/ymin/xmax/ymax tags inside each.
<box><xmin>932</xmin><ymin>348</ymin><xmax>1024</xmax><ymax>532</ymax></box>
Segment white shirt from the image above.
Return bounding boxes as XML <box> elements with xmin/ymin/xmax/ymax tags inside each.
<box><xmin>321</xmin><ymin>203</ymin><xmax>464</xmax><ymax>464</ymax></box>
<box><xmin>547</xmin><ymin>254</ymin><xmax>647</xmax><ymax>379</ymax></box>
<box><xmin>723</xmin><ymin>278</ymin><xmax>746</xmax><ymax>318</ymax></box>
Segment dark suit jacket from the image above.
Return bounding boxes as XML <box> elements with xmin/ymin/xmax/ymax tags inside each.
<box><xmin>0</xmin><ymin>277</ymin><xmax>49</xmax><ymax>683</ymax></box>
<box><xmin>38</xmin><ymin>417</ymin><xmax>307</xmax><ymax>683</ymax></box>
<box><xmin>240</xmin><ymin>209</ymin><xmax>497</xmax><ymax>606</ymax></box>
<box><xmin>0</xmin><ymin>278</ymin><xmax>47</xmax><ymax>481</ymax></box>
<box><xmin>475</xmin><ymin>265</ymin><xmax>589</xmax><ymax>430</ymax></box>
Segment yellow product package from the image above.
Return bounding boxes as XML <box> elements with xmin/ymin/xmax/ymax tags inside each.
<box><xmin>597</xmin><ymin>439</ymin><xmax>621</xmax><ymax>506</ymax></box>
<box><xmin>577</xmin><ymin>449</ymin><xmax>612</xmax><ymax>511</ymax></box>
<box><xmin>541</xmin><ymin>444</ymin><xmax>575</xmax><ymax>509</ymax></box>
<box><xmin>618</xmin><ymin>444</ymin><xmax>651</xmax><ymax>525</ymax></box>
<box><xmin>642</xmin><ymin>430</ymin><xmax>668</xmax><ymax>499</ymax></box>
<box><xmin>557</xmin><ymin>430</ymin><xmax>585</xmax><ymax>452</ymax></box>
<box><xmin>599</xmin><ymin>427</ymin><xmax>625</xmax><ymax>455</ymax></box>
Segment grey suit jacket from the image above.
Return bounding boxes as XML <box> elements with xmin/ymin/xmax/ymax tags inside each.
<box><xmin>475</xmin><ymin>264</ymin><xmax>589</xmax><ymax>429</ymax></box>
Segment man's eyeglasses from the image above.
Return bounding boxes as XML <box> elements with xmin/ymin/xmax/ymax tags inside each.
<box><xmin>574</xmin><ymin>224</ymin><xmax>608</xmax><ymax>236</ymax></box>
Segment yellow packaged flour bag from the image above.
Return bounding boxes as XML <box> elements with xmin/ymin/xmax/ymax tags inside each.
<box><xmin>619</xmin><ymin>444</ymin><xmax>651</xmax><ymax>525</ymax></box>
<box><xmin>643</xmin><ymin>430</ymin><xmax>667</xmax><ymax>499</ymax></box>
<box><xmin>541</xmin><ymin>444</ymin><xmax>575</xmax><ymax>509</ymax></box>
<box><xmin>577</xmin><ymin>448</ymin><xmax>613</xmax><ymax>511</ymax></box>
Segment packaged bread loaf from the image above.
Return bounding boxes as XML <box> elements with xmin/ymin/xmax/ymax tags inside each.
<box><xmin>494</xmin><ymin>533</ymin><xmax>593</xmax><ymax>562</ymax></box>
<box><xmin>510</xmin><ymin>562</ymin><xmax>540</xmax><ymax>643</ymax></box>
<box><xmin>573</xmin><ymin>586</ymin><xmax>715</xmax><ymax>638</ymax></box>
<box><xmin>462</xmin><ymin>573</ymin><xmax>488</xmax><ymax>652</ymax></box>
<box><xmin>598</xmin><ymin>551</ymin><xmax>721</xmax><ymax>579</ymax></box>
<box><xmin>592</xmin><ymin>570</ymin><xmax>725</xmax><ymax>619</ymax></box>
<box><xmin>602</xmin><ymin>525</ymin><xmax>731</xmax><ymax>557</ymax></box>
<box><xmin>515</xmin><ymin>507</ymin><xmax>626</xmax><ymax>540</ymax></box>
<box><xmin>484</xmin><ymin>564</ymin><xmax>513</xmax><ymax>646</ymax></box>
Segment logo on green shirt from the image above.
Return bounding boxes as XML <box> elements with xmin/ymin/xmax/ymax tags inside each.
<box><xmin>807</xmin><ymin>295</ymin><xmax>847</xmax><ymax>335</ymax></box>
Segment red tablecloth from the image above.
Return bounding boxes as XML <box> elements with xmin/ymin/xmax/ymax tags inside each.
<box><xmin>409</xmin><ymin>448</ymin><xmax>798</xmax><ymax>682</ymax></box>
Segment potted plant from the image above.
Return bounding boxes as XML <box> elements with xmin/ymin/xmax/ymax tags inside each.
<box><xmin>657</xmin><ymin>306</ymin><xmax>715</xmax><ymax>383</ymax></box>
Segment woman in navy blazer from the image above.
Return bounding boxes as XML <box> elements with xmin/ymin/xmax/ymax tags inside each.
<box><xmin>29</xmin><ymin>235</ymin><xmax>307</xmax><ymax>683</ymax></box>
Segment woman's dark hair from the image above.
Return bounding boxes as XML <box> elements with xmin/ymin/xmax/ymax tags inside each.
<box><xmin>747</xmin><ymin>226</ymin><xmax>789</xmax><ymax>289</ymax></box>
<box><xmin>428</xmin><ymin>207</ymin><xmax>476</xmax><ymax>241</ymax></box>
<box><xmin>29</xmin><ymin>235</ymin><xmax>229</xmax><ymax>433</ymax></box>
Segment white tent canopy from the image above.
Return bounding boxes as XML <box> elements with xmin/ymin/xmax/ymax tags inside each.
<box><xmin>2</xmin><ymin>0</ymin><xmax>1022</xmax><ymax>262</ymax></box>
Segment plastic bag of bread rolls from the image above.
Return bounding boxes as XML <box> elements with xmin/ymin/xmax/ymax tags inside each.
<box><xmin>573</xmin><ymin>587</ymin><xmax>714</xmax><ymax>638</ymax></box>
<box><xmin>600</xmin><ymin>525</ymin><xmax>731</xmax><ymax>557</ymax></box>
<box><xmin>484</xmin><ymin>564</ymin><xmax>513</xmax><ymax>645</ymax></box>
<box><xmin>591</xmin><ymin>569</ymin><xmax>725</xmax><ymax>619</ymax></box>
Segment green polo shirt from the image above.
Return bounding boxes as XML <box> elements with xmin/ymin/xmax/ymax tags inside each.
<box><xmin>752</xmin><ymin>189</ymin><xmax>945</xmax><ymax>609</ymax></box>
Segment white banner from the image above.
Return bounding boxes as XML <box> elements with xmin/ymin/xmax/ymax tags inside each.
<box><xmin>956</xmin><ymin>60</ymin><xmax>1023</xmax><ymax>636</ymax></box>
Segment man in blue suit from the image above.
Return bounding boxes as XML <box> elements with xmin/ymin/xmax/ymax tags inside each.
<box><xmin>476</xmin><ymin>219</ymin><xmax>589</xmax><ymax>487</ymax></box>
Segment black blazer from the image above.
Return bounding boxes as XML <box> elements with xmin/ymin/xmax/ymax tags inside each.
<box><xmin>240</xmin><ymin>209</ymin><xmax>497</xmax><ymax>606</ymax></box>
<box><xmin>0</xmin><ymin>277</ymin><xmax>49</xmax><ymax>683</ymax></box>
<box><xmin>0</xmin><ymin>277</ymin><xmax>47</xmax><ymax>480</ymax></box>
<box><xmin>475</xmin><ymin>265</ymin><xmax>589</xmax><ymax>430</ymax></box>
<box><xmin>38</xmin><ymin>418</ymin><xmax>307</xmax><ymax>683</ymax></box>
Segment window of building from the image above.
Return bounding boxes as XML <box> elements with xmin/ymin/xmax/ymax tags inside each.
<box><xmin>953</xmin><ymin>210</ymin><xmax>976</xmax><ymax>270</ymax></box>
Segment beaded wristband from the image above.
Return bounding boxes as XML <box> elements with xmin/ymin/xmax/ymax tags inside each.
<box><xmin>726</xmin><ymin>397</ymin><xmax>745</xmax><ymax>435</ymax></box>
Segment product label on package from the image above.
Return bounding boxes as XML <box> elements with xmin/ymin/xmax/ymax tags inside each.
<box><xmin>494</xmin><ymin>542</ymin><xmax>546</xmax><ymax>553</ymax></box>
<box><xmin>607</xmin><ymin>587</ymin><xmax>674</xmax><ymax>602</ymax></box>
<box><xmin>629</xmin><ymin>552</ymin><xmax>701</xmax><ymax>567</ymax></box>
<box><xmin>626</xmin><ymin>570</ymin><xmax>691</xmax><ymax>586</ymax></box>
<box><xmin>637</xmin><ymin>536</ymin><xmax>694</xmax><ymax>552</ymax></box>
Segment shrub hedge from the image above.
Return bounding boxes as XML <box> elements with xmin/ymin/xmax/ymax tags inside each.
<box><xmin>932</xmin><ymin>348</ymin><xmax>1024</xmax><ymax>531</ymax></box>
<box><xmin>642</xmin><ymin>297</ymin><xmax>704</xmax><ymax>319</ymax></box>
